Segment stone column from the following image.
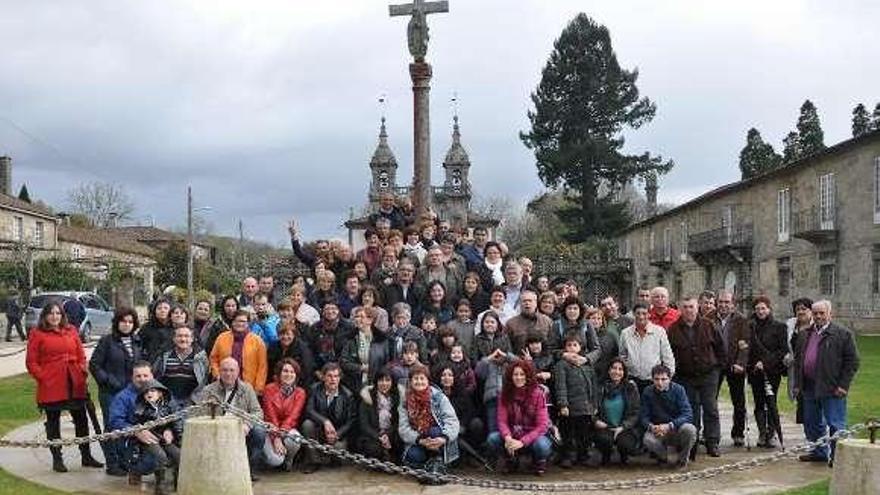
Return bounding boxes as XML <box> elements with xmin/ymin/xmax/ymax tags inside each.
<box><xmin>410</xmin><ymin>61</ymin><xmax>432</xmax><ymax>220</ymax></box>
<box><xmin>177</xmin><ymin>417</ymin><xmax>253</xmax><ymax>495</ymax></box>
<box><xmin>830</xmin><ymin>439</ymin><xmax>880</xmax><ymax>494</ymax></box>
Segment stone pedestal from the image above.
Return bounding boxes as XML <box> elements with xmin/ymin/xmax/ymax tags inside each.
<box><xmin>830</xmin><ymin>439</ymin><xmax>880</xmax><ymax>494</ymax></box>
<box><xmin>177</xmin><ymin>417</ymin><xmax>252</xmax><ymax>495</ymax></box>
<box><xmin>410</xmin><ymin>61</ymin><xmax>433</xmax><ymax>221</ymax></box>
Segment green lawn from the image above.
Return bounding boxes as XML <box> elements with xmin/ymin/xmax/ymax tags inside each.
<box><xmin>1</xmin><ymin>336</ymin><xmax>877</xmax><ymax>495</ymax></box>
<box><xmin>0</xmin><ymin>374</ymin><xmax>92</xmax><ymax>495</ymax></box>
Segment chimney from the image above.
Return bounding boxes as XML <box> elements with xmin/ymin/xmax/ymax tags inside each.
<box><xmin>0</xmin><ymin>156</ymin><xmax>11</xmax><ymax>196</ymax></box>
<box><xmin>645</xmin><ymin>173</ymin><xmax>658</xmax><ymax>216</ymax></box>
<box><xmin>58</xmin><ymin>213</ymin><xmax>71</xmax><ymax>226</ymax></box>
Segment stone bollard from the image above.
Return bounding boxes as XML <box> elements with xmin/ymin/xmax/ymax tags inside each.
<box><xmin>177</xmin><ymin>416</ymin><xmax>253</xmax><ymax>495</ymax></box>
<box><xmin>830</xmin><ymin>439</ymin><xmax>880</xmax><ymax>495</ymax></box>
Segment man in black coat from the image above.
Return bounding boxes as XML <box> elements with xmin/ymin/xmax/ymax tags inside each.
<box><xmin>301</xmin><ymin>363</ymin><xmax>355</xmax><ymax>472</ymax></box>
<box><xmin>382</xmin><ymin>259</ymin><xmax>424</xmax><ymax>315</ymax></box>
<box><xmin>667</xmin><ymin>296</ymin><xmax>726</xmax><ymax>458</ymax></box>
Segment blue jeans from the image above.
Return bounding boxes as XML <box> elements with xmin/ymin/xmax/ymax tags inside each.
<box><xmin>486</xmin><ymin>432</ymin><xmax>553</xmax><ymax>461</ymax></box>
<box><xmin>403</xmin><ymin>426</ymin><xmax>444</xmax><ymax>467</ymax></box>
<box><xmin>98</xmin><ymin>389</ymin><xmax>123</xmax><ymax>470</ymax></box>
<box><xmin>485</xmin><ymin>399</ymin><xmax>498</xmax><ymax>433</ymax></box>
<box><xmin>247</xmin><ymin>425</ymin><xmax>267</xmax><ymax>469</ymax></box>
<box><xmin>802</xmin><ymin>387</ymin><xmax>847</xmax><ymax>460</ymax></box>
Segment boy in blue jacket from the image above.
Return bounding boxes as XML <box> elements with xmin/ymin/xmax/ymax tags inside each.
<box><xmin>640</xmin><ymin>364</ymin><xmax>697</xmax><ymax>468</ymax></box>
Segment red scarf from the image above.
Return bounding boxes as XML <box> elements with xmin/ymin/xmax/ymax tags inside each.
<box><xmin>406</xmin><ymin>386</ymin><xmax>434</xmax><ymax>434</ymax></box>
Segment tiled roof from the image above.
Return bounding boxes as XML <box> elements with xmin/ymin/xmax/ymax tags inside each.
<box><xmin>0</xmin><ymin>193</ymin><xmax>57</xmax><ymax>220</ymax></box>
<box><xmin>108</xmin><ymin>226</ymin><xmax>213</xmax><ymax>248</ymax></box>
<box><xmin>621</xmin><ymin>129</ymin><xmax>880</xmax><ymax>233</ymax></box>
<box><xmin>58</xmin><ymin>225</ymin><xmax>157</xmax><ymax>258</ymax></box>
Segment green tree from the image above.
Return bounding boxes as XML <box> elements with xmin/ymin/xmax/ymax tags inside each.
<box><xmin>872</xmin><ymin>103</ymin><xmax>880</xmax><ymax>131</ymax></box>
<box><xmin>738</xmin><ymin>128</ymin><xmax>782</xmax><ymax>179</ymax></box>
<box><xmin>795</xmin><ymin>100</ymin><xmax>825</xmax><ymax>157</ymax></box>
<box><xmin>17</xmin><ymin>184</ymin><xmax>31</xmax><ymax>203</ymax></box>
<box><xmin>782</xmin><ymin>131</ymin><xmax>801</xmax><ymax>163</ymax></box>
<box><xmin>852</xmin><ymin>103</ymin><xmax>871</xmax><ymax>137</ymax></box>
<box><xmin>520</xmin><ymin>13</ymin><xmax>672</xmax><ymax>242</ymax></box>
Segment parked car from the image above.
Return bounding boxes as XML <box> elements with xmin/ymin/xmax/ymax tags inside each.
<box><xmin>24</xmin><ymin>292</ymin><xmax>114</xmax><ymax>342</ymax></box>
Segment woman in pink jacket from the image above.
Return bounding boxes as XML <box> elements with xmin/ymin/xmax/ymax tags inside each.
<box><xmin>486</xmin><ymin>359</ymin><xmax>553</xmax><ymax>475</ymax></box>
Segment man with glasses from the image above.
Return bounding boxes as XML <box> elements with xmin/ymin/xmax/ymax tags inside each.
<box><xmin>383</xmin><ymin>259</ymin><xmax>424</xmax><ymax>314</ymax></box>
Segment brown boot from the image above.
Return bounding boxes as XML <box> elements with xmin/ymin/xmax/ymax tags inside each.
<box><xmin>129</xmin><ymin>472</ymin><xmax>142</xmax><ymax>486</ymax></box>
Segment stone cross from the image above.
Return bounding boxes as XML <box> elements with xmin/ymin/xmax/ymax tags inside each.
<box><xmin>388</xmin><ymin>0</ymin><xmax>449</xmax><ymax>219</ymax></box>
<box><xmin>389</xmin><ymin>0</ymin><xmax>448</xmax><ymax>62</ymax></box>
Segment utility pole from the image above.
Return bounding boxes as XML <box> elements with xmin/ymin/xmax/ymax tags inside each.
<box><xmin>186</xmin><ymin>186</ymin><xmax>194</xmax><ymax>313</ymax></box>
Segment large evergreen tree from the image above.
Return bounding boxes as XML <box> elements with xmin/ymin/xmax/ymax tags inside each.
<box><xmin>520</xmin><ymin>14</ymin><xmax>672</xmax><ymax>242</ymax></box>
<box><xmin>872</xmin><ymin>103</ymin><xmax>880</xmax><ymax>131</ymax></box>
<box><xmin>852</xmin><ymin>103</ymin><xmax>871</xmax><ymax>137</ymax></box>
<box><xmin>782</xmin><ymin>131</ymin><xmax>800</xmax><ymax>163</ymax></box>
<box><xmin>17</xmin><ymin>184</ymin><xmax>31</xmax><ymax>203</ymax></box>
<box><xmin>739</xmin><ymin>128</ymin><xmax>781</xmax><ymax>179</ymax></box>
<box><xmin>795</xmin><ymin>100</ymin><xmax>825</xmax><ymax>156</ymax></box>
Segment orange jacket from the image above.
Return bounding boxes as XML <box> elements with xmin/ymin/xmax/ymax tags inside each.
<box><xmin>210</xmin><ymin>331</ymin><xmax>268</xmax><ymax>393</ymax></box>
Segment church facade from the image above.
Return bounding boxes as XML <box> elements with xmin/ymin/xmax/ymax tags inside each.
<box><xmin>344</xmin><ymin>116</ymin><xmax>499</xmax><ymax>250</ymax></box>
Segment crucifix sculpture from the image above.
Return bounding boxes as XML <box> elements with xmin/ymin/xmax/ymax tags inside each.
<box><xmin>389</xmin><ymin>0</ymin><xmax>449</xmax><ymax>62</ymax></box>
<box><xmin>389</xmin><ymin>0</ymin><xmax>449</xmax><ymax>219</ymax></box>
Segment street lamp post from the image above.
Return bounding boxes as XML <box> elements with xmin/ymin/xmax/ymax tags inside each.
<box><xmin>187</xmin><ymin>186</ymin><xmax>194</xmax><ymax>313</ymax></box>
<box><xmin>186</xmin><ymin>187</ymin><xmax>212</xmax><ymax>313</ymax></box>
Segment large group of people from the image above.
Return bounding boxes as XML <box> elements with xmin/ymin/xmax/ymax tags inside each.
<box><xmin>23</xmin><ymin>203</ymin><xmax>861</xmax><ymax>492</ymax></box>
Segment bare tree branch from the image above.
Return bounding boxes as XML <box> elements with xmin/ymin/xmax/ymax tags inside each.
<box><xmin>66</xmin><ymin>182</ymin><xmax>135</xmax><ymax>228</ymax></box>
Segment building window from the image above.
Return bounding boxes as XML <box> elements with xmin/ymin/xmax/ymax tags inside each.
<box><xmin>778</xmin><ymin>257</ymin><xmax>792</xmax><ymax>297</ymax></box>
<box><xmin>819</xmin><ymin>264</ymin><xmax>836</xmax><ymax>295</ymax></box>
<box><xmin>777</xmin><ymin>188</ymin><xmax>790</xmax><ymax>243</ymax></box>
<box><xmin>649</xmin><ymin>230</ymin><xmax>655</xmax><ymax>254</ymax></box>
<box><xmin>819</xmin><ymin>173</ymin><xmax>835</xmax><ymax>230</ymax></box>
<box><xmin>679</xmin><ymin>221</ymin><xmax>688</xmax><ymax>261</ymax></box>
<box><xmin>13</xmin><ymin>217</ymin><xmax>23</xmax><ymax>242</ymax></box>
<box><xmin>34</xmin><ymin>222</ymin><xmax>44</xmax><ymax>247</ymax></box>
<box><xmin>71</xmin><ymin>245</ymin><xmax>82</xmax><ymax>259</ymax></box>
<box><xmin>874</xmin><ymin>157</ymin><xmax>880</xmax><ymax>224</ymax></box>
<box><xmin>663</xmin><ymin>227</ymin><xmax>671</xmax><ymax>261</ymax></box>
<box><xmin>873</xmin><ymin>258</ymin><xmax>880</xmax><ymax>294</ymax></box>
<box><xmin>674</xmin><ymin>273</ymin><xmax>683</xmax><ymax>300</ymax></box>
<box><xmin>704</xmin><ymin>265</ymin><xmax>713</xmax><ymax>290</ymax></box>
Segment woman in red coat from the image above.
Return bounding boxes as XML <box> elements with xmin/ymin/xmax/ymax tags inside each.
<box><xmin>26</xmin><ymin>301</ymin><xmax>104</xmax><ymax>473</ymax></box>
<box><xmin>261</xmin><ymin>357</ymin><xmax>307</xmax><ymax>471</ymax></box>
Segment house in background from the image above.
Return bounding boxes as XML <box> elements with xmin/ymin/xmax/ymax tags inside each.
<box><xmin>616</xmin><ymin>131</ymin><xmax>880</xmax><ymax>333</ymax></box>
<box><xmin>0</xmin><ymin>156</ymin><xmax>59</xmax><ymax>259</ymax></box>
<box><xmin>57</xmin><ymin>224</ymin><xmax>157</xmax><ymax>298</ymax></box>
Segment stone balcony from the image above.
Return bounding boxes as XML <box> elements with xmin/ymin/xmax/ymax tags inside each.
<box><xmin>649</xmin><ymin>246</ymin><xmax>673</xmax><ymax>269</ymax></box>
<box><xmin>792</xmin><ymin>206</ymin><xmax>838</xmax><ymax>245</ymax></box>
<box><xmin>687</xmin><ymin>223</ymin><xmax>753</xmax><ymax>265</ymax></box>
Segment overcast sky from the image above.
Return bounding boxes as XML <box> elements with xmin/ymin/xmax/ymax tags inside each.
<box><xmin>1</xmin><ymin>0</ymin><xmax>878</xmax><ymax>245</ymax></box>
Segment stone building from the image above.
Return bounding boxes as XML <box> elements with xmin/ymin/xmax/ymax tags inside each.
<box><xmin>0</xmin><ymin>156</ymin><xmax>59</xmax><ymax>259</ymax></box>
<box><xmin>57</xmin><ymin>225</ymin><xmax>157</xmax><ymax>297</ymax></box>
<box><xmin>344</xmin><ymin>116</ymin><xmax>499</xmax><ymax>250</ymax></box>
<box><xmin>616</xmin><ymin>130</ymin><xmax>880</xmax><ymax>333</ymax></box>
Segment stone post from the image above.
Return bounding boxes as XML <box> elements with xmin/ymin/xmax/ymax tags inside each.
<box><xmin>177</xmin><ymin>417</ymin><xmax>252</xmax><ymax>495</ymax></box>
<box><xmin>830</xmin><ymin>439</ymin><xmax>880</xmax><ymax>494</ymax></box>
<box><xmin>410</xmin><ymin>61</ymin><xmax>432</xmax><ymax>220</ymax></box>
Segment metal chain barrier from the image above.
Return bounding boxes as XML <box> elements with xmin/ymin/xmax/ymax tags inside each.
<box><xmin>0</xmin><ymin>346</ymin><xmax>28</xmax><ymax>358</ymax></box>
<box><xmin>0</xmin><ymin>397</ymin><xmax>871</xmax><ymax>492</ymax></box>
<box><xmin>0</xmin><ymin>404</ymin><xmax>202</xmax><ymax>449</ymax></box>
<box><xmin>217</xmin><ymin>401</ymin><xmax>868</xmax><ymax>492</ymax></box>
<box><xmin>0</xmin><ymin>340</ymin><xmax>96</xmax><ymax>359</ymax></box>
